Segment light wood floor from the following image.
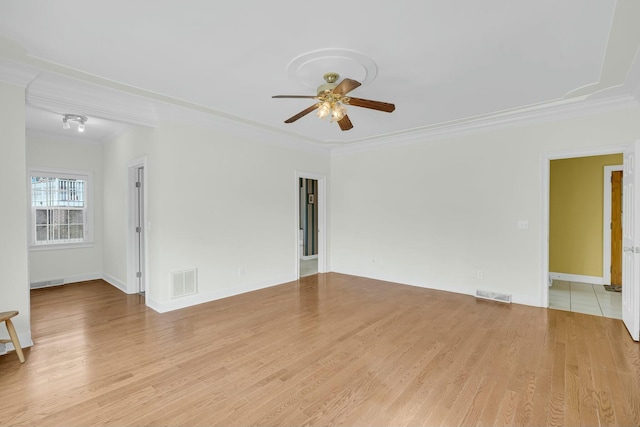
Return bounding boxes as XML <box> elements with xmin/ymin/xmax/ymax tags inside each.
<box><xmin>1</xmin><ymin>273</ymin><xmax>639</xmax><ymax>426</ymax></box>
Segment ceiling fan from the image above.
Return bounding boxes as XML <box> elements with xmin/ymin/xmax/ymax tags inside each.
<box><xmin>272</xmin><ymin>72</ymin><xmax>395</xmax><ymax>131</ymax></box>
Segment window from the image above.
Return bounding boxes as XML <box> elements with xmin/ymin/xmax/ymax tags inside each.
<box><xmin>30</xmin><ymin>168</ymin><xmax>92</xmax><ymax>248</ymax></box>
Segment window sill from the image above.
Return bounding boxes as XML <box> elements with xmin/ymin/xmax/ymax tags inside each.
<box><xmin>29</xmin><ymin>242</ymin><xmax>95</xmax><ymax>252</ymax></box>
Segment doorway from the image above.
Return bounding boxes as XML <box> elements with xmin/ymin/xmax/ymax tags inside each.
<box><xmin>545</xmin><ymin>150</ymin><xmax>624</xmax><ymax>319</ymax></box>
<box><xmin>299</xmin><ymin>178</ymin><xmax>318</xmax><ymax>277</ymax></box>
<box><xmin>604</xmin><ymin>166</ymin><xmax>624</xmax><ymax>287</ymax></box>
<box><xmin>134</xmin><ymin>166</ymin><xmax>145</xmax><ymax>294</ymax></box>
<box><xmin>295</xmin><ymin>172</ymin><xmax>326</xmax><ymax>278</ymax></box>
<box><xmin>128</xmin><ymin>158</ymin><xmax>147</xmax><ymax>295</ymax></box>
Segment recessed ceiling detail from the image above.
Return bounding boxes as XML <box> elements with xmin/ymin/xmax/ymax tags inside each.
<box><xmin>287</xmin><ymin>49</ymin><xmax>378</xmax><ymax>90</ymax></box>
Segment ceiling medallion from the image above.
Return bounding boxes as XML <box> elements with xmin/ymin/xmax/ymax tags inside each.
<box><xmin>286</xmin><ymin>48</ymin><xmax>378</xmax><ymax>91</ymax></box>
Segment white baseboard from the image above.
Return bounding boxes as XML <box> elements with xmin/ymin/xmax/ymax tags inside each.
<box><xmin>331</xmin><ymin>268</ymin><xmax>546</xmax><ymax>308</ymax></box>
<box><xmin>102</xmin><ymin>273</ymin><xmax>128</xmax><ymax>293</ymax></box>
<box><xmin>30</xmin><ymin>272</ymin><xmax>102</xmax><ymax>289</ymax></box>
<box><xmin>146</xmin><ymin>274</ymin><xmax>298</xmax><ymax>313</ymax></box>
<box><xmin>63</xmin><ymin>272</ymin><xmax>102</xmax><ymax>284</ymax></box>
<box><xmin>548</xmin><ymin>272</ymin><xmax>603</xmax><ymax>285</ymax></box>
<box><xmin>0</xmin><ymin>332</ymin><xmax>33</xmax><ymax>355</ymax></box>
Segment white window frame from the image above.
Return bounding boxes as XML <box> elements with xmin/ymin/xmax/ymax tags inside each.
<box><xmin>28</xmin><ymin>167</ymin><xmax>94</xmax><ymax>251</ymax></box>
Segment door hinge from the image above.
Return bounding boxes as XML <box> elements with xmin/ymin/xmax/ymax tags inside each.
<box><xmin>136</xmin><ymin>226</ymin><xmax>142</xmax><ymax>233</ymax></box>
<box><xmin>136</xmin><ymin>271</ymin><xmax>142</xmax><ymax>278</ymax></box>
<box><xmin>135</xmin><ymin>181</ymin><xmax>141</xmax><ymax>188</ymax></box>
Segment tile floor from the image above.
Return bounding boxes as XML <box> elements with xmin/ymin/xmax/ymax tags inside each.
<box><xmin>549</xmin><ymin>280</ymin><xmax>622</xmax><ymax>319</ymax></box>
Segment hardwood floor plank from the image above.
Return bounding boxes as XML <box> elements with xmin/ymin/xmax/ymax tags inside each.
<box><xmin>1</xmin><ymin>274</ymin><xmax>639</xmax><ymax>426</ymax></box>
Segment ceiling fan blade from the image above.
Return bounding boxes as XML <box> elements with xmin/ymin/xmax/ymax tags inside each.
<box><xmin>347</xmin><ymin>97</ymin><xmax>396</xmax><ymax>113</ymax></box>
<box><xmin>273</xmin><ymin>95</ymin><xmax>318</xmax><ymax>99</ymax></box>
<box><xmin>284</xmin><ymin>103</ymin><xmax>320</xmax><ymax>123</ymax></box>
<box><xmin>333</xmin><ymin>78</ymin><xmax>361</xmax><ymax>96</ymax></box>
<box><xmin>337</xmin><ymin>115</ymin><xmax>353</xmax><ymax>131</ymax></box>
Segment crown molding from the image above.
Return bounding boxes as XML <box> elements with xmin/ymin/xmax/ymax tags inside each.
<box><xmin>7</xmin><ymin>59</ymin><xmax>329</xmax><ymax>154</ymax></box>
<box><xmin>26</xmin><ymin>75</ymin><xmax>158</xmax><ymax>128</ymax></box>
<box><xmin>25</xmin><ymin>129</ymin><xmax>102</xmax><ymax>145</ymax></box>
<box><xmin>0</xmin><ymin>59</ymin><xmax>38</xmax><ymax>88</ymax></box>
<box><xmin>632</xmin><ymin>75</ymin><xmax>640</xmax><ymax>102</ymax></box>
<box><xmin>154</xmin><ymin>101</ymin><xmax>331</xmax><ymax>156</ymax></box>
<box><xmin>331</xmin><ymin>94</ymin><xmax>640</xmax><ymax>155</ymax></box>
<box><xmin>6</xmin><ymin>47</ymin><xmax>639</xmax><ymax>155</ymax></box>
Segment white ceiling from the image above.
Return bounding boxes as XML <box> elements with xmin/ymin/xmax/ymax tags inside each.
<box><xmin>1</xmin><ymin>1</ymin><xmax>639</xmax><ymax>146</ymax></box>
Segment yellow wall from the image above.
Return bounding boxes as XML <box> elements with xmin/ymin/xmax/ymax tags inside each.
<box><xmin>549</xmin><ymin>154</ymin><xmax>623</xmax><ymax>277</ymax></box>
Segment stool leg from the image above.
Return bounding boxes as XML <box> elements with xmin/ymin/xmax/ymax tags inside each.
<box><xmin>5</xmin><ymin>319</ymin><xmax>25</xmax><ymax>363</ymax></box>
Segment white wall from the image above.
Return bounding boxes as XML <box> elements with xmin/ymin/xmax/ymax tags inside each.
<box><xmin>26</xmin><ymin>134</ymin><xmax>104</xmax><ymax>284</ymax></box>
<box><xmin>102</xmin><ymin>120</ymin><xmax>330</xmax><ymax>311</ymax></box>
<box><xmin>102</xmin><ymin>126</ymin><xmax>155</xmax><ymax>290</ymax></box>
<box><xmin>0</xmin><ymin>82</ymin><xmax>30</xmax><ymax>349</ymax></box>
<box><xmin>330</xmin><ymin>108</ymin><xmax>640</xmax><ymax>306</ymax></box>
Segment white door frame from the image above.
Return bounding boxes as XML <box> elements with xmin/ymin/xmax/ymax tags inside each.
<box><xmin>541</xmin><ymin>146</ymin><xmax>626</xmax><ymax>306</ymax></box>
<box><xmin>295</xmin><ymin>171</ymin><xmax>327</xmax><ymax>277</ymax></box>
<box><xmin>127</xmin><ymin>157</ymin><xmax>148</xmax><ymax>295</ymax></box>
<box><xmin>622</xmin><ymin>141</ymin><xmax>640</xmax><ymax>341</ymax></box>
<box><xmin>603</xmin><ymin>165</ymin><xmax>624</xmax><ymax>286</ymax></box>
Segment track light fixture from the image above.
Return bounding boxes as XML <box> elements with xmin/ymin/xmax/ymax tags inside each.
<box><xmin>62</xmin><ymin>114</ymin><xmax>88</xmax><ymax>132</ymax></box>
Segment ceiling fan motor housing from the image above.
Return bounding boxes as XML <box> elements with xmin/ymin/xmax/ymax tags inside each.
<box><xmin>317</xmin><ymin>73</ymin><xmax>340</xmax><ymax>95</ymax></box>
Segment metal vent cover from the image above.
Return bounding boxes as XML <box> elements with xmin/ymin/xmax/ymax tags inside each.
<box><xmin>30</xmin><ymin>279</ymin><xmax>64</xmax><ymax>289</ymax></box>
<box><xmin>171</xmin><ymin>268</ymin><xmax>197</xmax><ymax>298</ymax></box>
<box><xmin>475</xmin><ymin>289</ymin><xmax>512</xmax><ymax>303</ymax></box>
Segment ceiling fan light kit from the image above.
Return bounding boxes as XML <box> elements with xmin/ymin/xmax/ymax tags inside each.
<box><xmin>273</xmin><ymin>72</ymin><xmax>395</xmax><ymax>131</ymax></box>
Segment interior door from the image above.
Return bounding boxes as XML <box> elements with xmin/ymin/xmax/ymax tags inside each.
<box><xmin>135</xmin><ymin>166</ymin><xmax>145</xmax><ymax>294</ymax></box>
<box><xmin>611</xmin><ymin>170</ymin><xmax>623</xmax><ymax>286</ymax></box>
<box><xmin>622</xmin><ymin>142</ymin><xmax>640</xmax><ymax>341</ymax></box>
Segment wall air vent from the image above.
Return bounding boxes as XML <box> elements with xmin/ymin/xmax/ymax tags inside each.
<box><xmin>475</xmin><ymin>289</ymin><xmax>512</xmax><ymax>303</ymax></box>
<box><xmin>171</xmin><ymin>268</ymin><xmax>198</xmax><ymax>299</ymax></box>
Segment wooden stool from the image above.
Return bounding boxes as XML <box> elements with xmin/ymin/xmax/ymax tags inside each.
<box><xmin>0</xmin><ymin>311</ymin><xmax>25</xmax><ymax>363</ymax></box>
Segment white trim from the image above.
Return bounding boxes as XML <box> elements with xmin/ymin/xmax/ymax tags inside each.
<box><xmin>333</xmin><ymin>95</ymin><xmax>640</xmax><ymax>155</ymax></box>
<box><xmin>330</xmin><ymin>268</ymin><xmax>540</xmax><ymax>307</ymax></box>
<box><xmin>103</xmin><ymin>273</ymin><xmax>128</xmax><ymax>293</ymax></box>
<box><xmin>542</xmin><ymin>146</ymin><xmax>627</xmax><ymax>307</ymax></box>
<box><xmin>29</xmin><ymin>272</ymin><xmax>101</xmax><ymax>289</ymax></box>
<box><xmin>603</xmin><ymin>165</ymin><xmax>623</xmax><ymax>286</ymax></box>
<box><xmin>0</xmin><ymin>59</ymin><xmax>38</xmax><ymax>88</ymax></box>
<box><xmin>26</xmin><ymin>129</ymin><xmax>102</xmax><ymax>145</ymax></box>
<box><xmin>127</xmin><ymin>157</ymin><xmax>148</xmax><ymax>295</ymax></box>
<box><xmin>63</xmin><ymin>272</ymin><xmax>101</xmax><ymax>284</ymax></box>
<box><xmin>0</xmin><ymin>333</ymin><xmax>33</xmax><ymax>355</ymax></box>
<box><xmin>3</xmin><ymin>52</ymin><xmax>639</xmax><ymax>150</ymax></box>
<box><xmin>29</xmin><ymin>242</ymin><xmax>95</xmax><ymax>251</ymax></box>
<box><xmin>154</xmin><ymin>101</ymin><xmax>331</xmax><ymax>155</ymax></box>
<box><xmin>26</xmin><ymin>73</ymin><xmax>159</xmax><ymax>128</ymax></box>
<box><xmin>301</xmin><ymin>255</ymin><xmax>318</xmax><ymax>261</ymax></box>
<box><xmin>548</xmin><ymin>272</ymin><xmax>604</xmax><ymax>285</ymax></box>
<box><xmin>295</xmin><ymin>172</ymin><xmax>328</xmax><ymax>278</ymax></box>
<box><xmin>146</xmin><ymin>274</ymin><xmax>297</xmax><ymax>313</ymax></box>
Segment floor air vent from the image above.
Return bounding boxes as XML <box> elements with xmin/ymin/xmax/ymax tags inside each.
<box><xmin>171</xmin><ymin>268</ymin><xmax>197</xmax><ymax>298</ymax></box>
<box><xmin>475</xmin><ymin>289</ymin><xmax>512</xmax><ymax>303</ymax></box>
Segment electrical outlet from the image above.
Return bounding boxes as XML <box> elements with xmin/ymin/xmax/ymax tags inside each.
<box><xmin>477</xmin><ymin>270</ymin><xmax>484</xmax><ymax>279</ymax></box>
<box><xmin>238</xmin><ymin>266</ymin><xmax>245</xmax><ymax>277</ymax></box>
